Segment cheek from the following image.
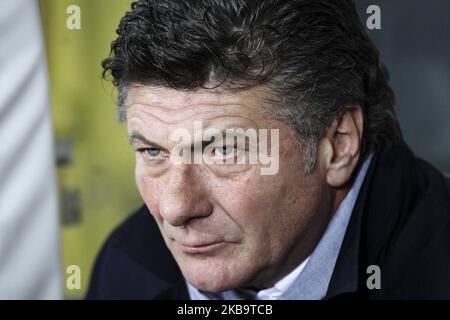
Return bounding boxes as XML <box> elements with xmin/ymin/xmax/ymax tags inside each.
<box><xmin>214</xmin><ymin>161</ymin><xmax>316</xmax><ymax>249</ymax></box>
<box><xmin>212</xmin><ymin>175</ymin><xmax>276</xmax><ymax>235</ymax></box>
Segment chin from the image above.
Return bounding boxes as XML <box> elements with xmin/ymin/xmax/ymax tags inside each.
<box><xmin>179</xmin><ymin>257</ymin><xmax>253</xmax><ymax>293</ymax></box>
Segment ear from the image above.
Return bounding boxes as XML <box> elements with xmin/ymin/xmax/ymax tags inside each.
<box><xmin>319</xmin><ymin>106</ymin><xmax>364</xmax><ymax>188</ymax></box>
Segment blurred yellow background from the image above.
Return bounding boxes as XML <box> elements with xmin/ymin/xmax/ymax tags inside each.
<box><xmin>39</xmin><ymin>0</ymin><xmax>141</xmax><ymax>299</ymax></box>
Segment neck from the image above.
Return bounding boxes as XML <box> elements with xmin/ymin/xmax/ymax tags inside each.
<box><xmin>332</xmin><ymin>188</ymin><xmax>350</xmax><ymax>216</ymax></box>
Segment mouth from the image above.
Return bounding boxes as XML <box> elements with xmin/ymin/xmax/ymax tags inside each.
<box><xmin>177</xmin><ymin>241</ymin><xmax>226</xmax><ymax>254</ymax></box>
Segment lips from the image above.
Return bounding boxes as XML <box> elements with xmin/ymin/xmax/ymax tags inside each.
<box><xmin>176</xmin><ymin>240</ymin><xmax>225</xmax><ymax>254</ymax></box>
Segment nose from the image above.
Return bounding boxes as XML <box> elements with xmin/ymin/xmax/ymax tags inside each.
<box><xmin>159</xmin><ymin>164</ymin><xmax>213</xmax><ymax>227</ymax></box>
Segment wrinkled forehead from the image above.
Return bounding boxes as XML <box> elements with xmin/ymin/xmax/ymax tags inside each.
<box><xmin>125</xmin><ymin>84</ymin><xmax>271</xmax><ymax>125</ymax></box>
<box><xmin>124</xmin><ymin>85</ymin><xmax>279</xmax><ymax>147</ymax></box>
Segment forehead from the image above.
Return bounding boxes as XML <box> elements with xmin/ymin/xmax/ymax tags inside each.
<box><xmin>125</xmin><ymin>85</ymin><xmax>270</xmax><ymax>125</ymax></box>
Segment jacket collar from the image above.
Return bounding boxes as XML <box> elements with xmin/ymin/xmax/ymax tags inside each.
<box><xmin>327</xmin><ymin>141</ymin><xmax>426</xmax><ymax>298</ymax></box>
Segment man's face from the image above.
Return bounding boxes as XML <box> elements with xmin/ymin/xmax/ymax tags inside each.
<box><xmin>126</xmin><ymin>85</ymin><xmax>333</xmax><ymax>292</ymax></box>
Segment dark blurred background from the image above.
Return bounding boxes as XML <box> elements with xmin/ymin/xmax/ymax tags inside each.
<box><xmin>356</xmin><ymin>0</ymin><xmax>450</xmax><ymax>173</ymax></box>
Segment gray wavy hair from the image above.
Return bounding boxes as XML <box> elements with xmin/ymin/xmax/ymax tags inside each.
<box><xmin>103</xmin><ymin>0</ymin><xmax>401</xmax><ymax>172</ymax></box>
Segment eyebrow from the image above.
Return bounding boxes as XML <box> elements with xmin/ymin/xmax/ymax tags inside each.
<box><xmin>128</xmin><ymin>131</ymin><xmax>166</xmax><ymax>150</ymax></box>
<box><xmin>128</xmin><ymin>127</ymin><xmax>249</xmax><ymax>151</ymax></box>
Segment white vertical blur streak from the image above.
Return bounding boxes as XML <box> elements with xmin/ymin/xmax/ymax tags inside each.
<box><xmin>0</xmin><ymin>0</ymin><xmax>62</xmax><ymax>299</ymax></box>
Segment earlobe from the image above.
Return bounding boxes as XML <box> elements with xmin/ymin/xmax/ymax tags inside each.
<box><xmin>324</xmin><ymin>106</ymin><xmax>363</xmax><ymax>188</ymax></box>
<box><xmin>327</xmin><ymin>154</ymin><xmax>357</xmax><ymax>187</ymax></box>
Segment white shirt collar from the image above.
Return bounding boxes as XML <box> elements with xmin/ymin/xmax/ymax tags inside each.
<box><xmin>253</xmin><ymin>256</ymin><xmax>310</xmax><ymax>300</ymax></box>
